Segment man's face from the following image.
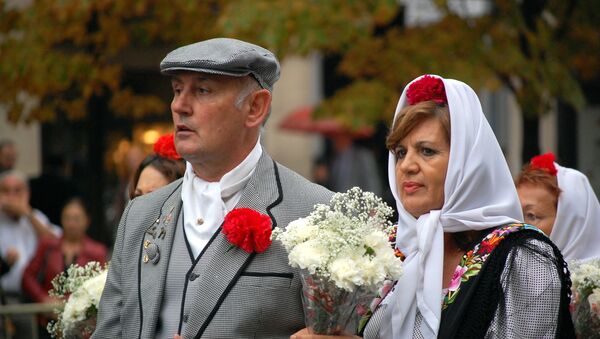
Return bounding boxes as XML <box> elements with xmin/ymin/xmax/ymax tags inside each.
<box><xmin>170</xmin><ymin>72</ymin><xmax>250</xmax><ymax>168</ymax></box>
<box><xmin>0</xmin><ymin>175</ymin><xmax>29</xmax><ymax>218</ymax></box>
<box><xmin>0</xmin><ymin>145</ymin><xmax>17</xmax><ymax>170</ymax></box>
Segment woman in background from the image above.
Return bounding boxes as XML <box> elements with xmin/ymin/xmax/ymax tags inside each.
<box><xmin>22</xmin><ymin>197</ymin><xmax>107</xmax><ymax>302</ymax></box>
<box><xmin>22</xmin><ymin>197</ymin><xmax>107</xmax><ymax>337</ymax></box>
<box><xmin>516</xmin><ymin>152</ymin><xmax>600</xmax><ymax>261</ymax></box>
<box><xmin>129</xmin><ymin>133</ymin><xmax>185</xmax><ymax>199</ymax></box>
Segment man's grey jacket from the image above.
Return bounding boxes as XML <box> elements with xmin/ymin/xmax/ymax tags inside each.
<box><xmin>93</xmin><ymin>152</ymin><xmax>333</xmax><ymax>338</ymax></box>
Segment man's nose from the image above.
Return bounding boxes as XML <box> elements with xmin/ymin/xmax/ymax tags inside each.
<box><xmin>171</xmin><ymin>92</ymin><xmax>191</xmax><ymax>116</ymax></box>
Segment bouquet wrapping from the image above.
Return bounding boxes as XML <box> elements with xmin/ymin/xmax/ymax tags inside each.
<box><xmin>569</xmin><ymin>258</ymin><xmax>600</xmax><ymax>339</ymax></box>
<box><xmin>273</xmin><ymin>187</ymin><xmax>402</xmax><ymax>335</ymax></box>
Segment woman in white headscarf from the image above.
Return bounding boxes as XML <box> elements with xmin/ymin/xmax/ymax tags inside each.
<box><xmin>290</xmin><ymin>75</ymin><xmax>575</xmax><ymax>339</ymax></box>
<box><xmin>516</xmin><ymin>152</ymin><xmax>600</xmax><ymax>261</ymax></box>
<box><xmin>357</xmin><ymin>75</ymin><xmax>575</xmax><ymax>339</ymax></box>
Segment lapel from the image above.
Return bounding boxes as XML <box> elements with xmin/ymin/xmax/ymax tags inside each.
<box><xmin>137</xmin><ymin>182</ymin><xmax>183</xmax><ymax>337</ymax></box>
<box><xmin>182</xmin><ymin>152</ymin><xmax>283</xmax><ymax>338</ymax></box>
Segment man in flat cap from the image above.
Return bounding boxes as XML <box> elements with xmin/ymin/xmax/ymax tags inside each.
<box><xmin>94</xmin><ymin>38</ymin><xmax>332</xmax><ymax>338</ymax></box>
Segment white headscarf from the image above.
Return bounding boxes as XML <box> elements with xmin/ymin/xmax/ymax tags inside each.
<box><xmin>550</xmin><ymin>163</ymin><xmax>600</xmax><ymax>261</ymax></box>
<box><xmin>381</xmin><ymin>75</ymin><xmax>523</xmax><ymax>338</ymax></box>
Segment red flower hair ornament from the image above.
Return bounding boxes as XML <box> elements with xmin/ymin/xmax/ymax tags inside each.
<box><xmin>222</xmin><ymin>208</ymin><xmax>273</xmax><ymax>253</ymax></box>
<box><xmin>406</xmin><ymin>75</ymin><xmax>448</xmax><ymax>106</ymax></box>
<box><xmin>153</xmin><ymin>133</ymin><xmax>182</xmax><ymax>160</ymax></box>
<box><xmin>530</xmin><ymin>152</ymin><xmax>558</xmax><ymax>176</ymax></box>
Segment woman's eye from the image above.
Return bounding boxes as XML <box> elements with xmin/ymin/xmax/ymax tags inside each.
<box><xmin>394</xmin><ymin>147</ymin><xmax>406</xmax><ymax>159</ymax></box>
<box><xmin>421</xmin><ymin>147</ymin><xmax>436</xmax><ymax>156</ymax></box>
<box><xmin>525</xmin><ymin>213</ymin><xmax>538</xmax><ymax>221</ymax></box>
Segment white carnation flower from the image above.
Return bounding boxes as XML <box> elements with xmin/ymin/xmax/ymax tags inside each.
<box><xmin>364</xmin><ymin>230</ymin><xmax>390</xmax><ymax>252</ymax></box>
<box><xmin>329</xmin><ymin>256</ymin><xmax>362</xmax><ymax>291</ymax></box>
<box><xmin>61</xmin><ymin>269</ymin><xmax>108</xmax><ymax>331</ymax></box>
<box><xmin>289</xmin><ymin>239</ymin><xmax>328</xmax><ymax>274</ymax></box>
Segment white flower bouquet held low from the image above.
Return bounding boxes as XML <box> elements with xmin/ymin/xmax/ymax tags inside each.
<box><xmin>272</xmin><ymin>187</ymin><xmax>403</xmax><ymax>334</ymax></box>
<box><xmin>569</xmin><ymin>258</ymin><xmax>600</xmax><ymax>338</ymax></box>
<box><xmin>47</xmin><ymin>261</ymin><xmax>108</xmax><ymax>338</ymax></box>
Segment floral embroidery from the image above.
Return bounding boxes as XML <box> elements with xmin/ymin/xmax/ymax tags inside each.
<box><xmin>442</xmin><ymin>223</ymin><xmax>542</xmax><ymax>309</ymax></box>
<box><xmin>388</xmin><ymin>225</ymin><xmax>406</xmax><ymax>261</ymax></box>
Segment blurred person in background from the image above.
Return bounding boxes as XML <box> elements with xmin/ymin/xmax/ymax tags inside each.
<box><xmin>328</xmin><ymin>133</ymin><xmax>383</xmax><ymax>196</ymax></box>
<box><xmin>22</xmin><ymin>197</ymin><xmax>107</xmax><ymax>338</ymax></box>
<box><xmin>129</xmin><ymin>133</ymin><xmax>185</xmax><ymax>199</ymax></box>
<box><xmin>0</xmin><ymin>170</ymin><xmax>60</xmax><ymax>338</ymax></box>
<box><xmin>516</xmin><ymin>152</ymin><xmax>600</xmax><ymax>261</ymax></box>
<box><xmin>107</xmin><ymin>143</ymin><xmax>145</xmax><ymax>233</ymax></box>
<box><xmin>0</xmin><ymin>139</ymin><xmax>17</xmax><ymax>174</ymax></box>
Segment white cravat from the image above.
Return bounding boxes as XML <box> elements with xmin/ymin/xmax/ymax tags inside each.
<box><xmin>181</xmin><ymin>140</ymin><xmax>262</xmax><ymax>258</ymax></box>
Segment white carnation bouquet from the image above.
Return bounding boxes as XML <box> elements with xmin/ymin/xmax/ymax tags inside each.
<box><xmin>569</xmin><ymin>258</ymin><xmax>600</xmax><ymax>338</ymax></box>
<box><xmin>47</xmin><ymin>261</ymin><xmax>108</xmax><ymax>338</ymax></box>
<box><xmin>273</xmin><ymin>187</ymin><xmax>402</xmax><ymax>334</ymax></box>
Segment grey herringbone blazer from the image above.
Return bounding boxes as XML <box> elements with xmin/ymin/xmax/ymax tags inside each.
<box><xmin>93</xmin><ymin>152</ymin><xmax>333</xmax><ymax>339</ymax></box>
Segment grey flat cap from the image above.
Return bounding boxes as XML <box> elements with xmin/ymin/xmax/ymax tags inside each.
<box><xmin>160</xmin><ymin>38</ymin><xmax>280</xmax><ymax>91</ymax></box>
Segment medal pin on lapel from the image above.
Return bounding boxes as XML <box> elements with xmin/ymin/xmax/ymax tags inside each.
<box><xmin>143</xmin><ymin>241</ymin><xmax>160</xmax><ymax>264</ymax></box>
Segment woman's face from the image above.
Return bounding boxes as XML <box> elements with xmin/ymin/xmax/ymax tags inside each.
<box><xmin>134</xmin><ymin>165</ymin><xmax>169</xmax><ymax>198</ymax></box>
<box><xmin>517</xmin><ymin>183</ymin><xmax>557</xmax><ymax>235</ymax></box>
<box><xmin>394</xmin><ymin>117</ymin><xmax>450</xmax><ymax>218</ymax></box>
<box><xmin>61</xmin><ymin>202</ymin><xmax>89</xmax><ymax>240</ymax></box>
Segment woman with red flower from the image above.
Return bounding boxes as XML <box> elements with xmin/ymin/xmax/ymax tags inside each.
<box><xmin>352</xmin><ymin>75</ymin><xmax>574</xmax><ymax>338</ymax></box>
<box><xmin>129</xmin><ymin>133</ymin><xmax>185</xmax><ymax>199</ymax></box>
<box><xmin>516</xmin><ymin>152</ymin><xmax>600</xmax><ymax>261</ymax></box>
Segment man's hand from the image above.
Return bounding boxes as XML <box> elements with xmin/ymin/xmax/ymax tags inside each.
<box><xmin>1</xmin><ymin>198</ymin><xmax>31</xmax><ymax>218</ymax></box>
<box><xmin>173</xmin><ymin>335</ymin><xmax>182</xmax><ymax>339</ymax></box>
<box><xmin>5</xmin><ymin>247</ymin><xmax>19</xmax><ymax>266</ymax></box>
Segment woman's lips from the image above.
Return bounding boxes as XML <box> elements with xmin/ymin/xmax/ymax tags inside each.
<box><xmin>402</xmin><ymin>182</ymin><xmax>423</xmax><ymax>193</ymax></box>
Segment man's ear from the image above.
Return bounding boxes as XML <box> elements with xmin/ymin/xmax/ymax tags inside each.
<box><xmin>245</xmin><ymin>89</ymin><xmax>271</xmax><ymax>128</ymax></box>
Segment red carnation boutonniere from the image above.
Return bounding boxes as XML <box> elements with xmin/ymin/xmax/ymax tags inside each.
<box><xmin>530</xmin><ymin>152</ymin><xmax>557</xmax><ymax>176</ymax></box>
<box><xmin>406</xmin><ymin>75</ymin><xmax>447</xmax><ymax>106</ymax></box>
<box><xmin>153</xmin><ymin>133</ymin><xmax>182</xmax><ymax>160</ymax></box>
<box><xmin>222</xmin><ymin>208</ymin><xmax>273</xmax><ymax>253</ymax></box>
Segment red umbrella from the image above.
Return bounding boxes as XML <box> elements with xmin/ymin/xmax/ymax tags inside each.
<box><xmin>279</xmin><ymin>106</ymin><xmax>374</xmax><ymax>138</ymax></box>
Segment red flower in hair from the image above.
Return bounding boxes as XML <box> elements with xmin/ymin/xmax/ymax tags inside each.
<box><xmin>222</xmin><ymin>208</ymin><xmax>273</xmax><ymax>253</ymax></box>
<box><xmin>530</xmin><ymin>152</ymin><xmax>557</xmax><ymax>176</ymax></box>
<box><xmin>406</xmin><ymin>75</ymin><xmax>447</xmax><ymax>106</ymax></box>
<box><xmin>153</xmin><ymin>133</ymin><xmax>182</xmax><ymax>160</ymax></box>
